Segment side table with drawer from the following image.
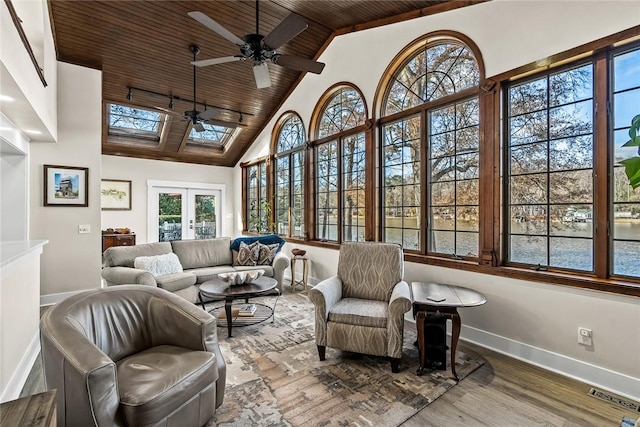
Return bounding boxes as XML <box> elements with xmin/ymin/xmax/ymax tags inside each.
<box><xmin>102</xmin><ymin>233</ymin><xmax>136</xmax><ymax>252</ymax></box>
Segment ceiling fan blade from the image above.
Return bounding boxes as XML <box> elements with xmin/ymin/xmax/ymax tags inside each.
<box><xmin>204</xmin><ymin>119</ymin><xmax>239</xmax><ymax>129</ymax></box>
<box><xmin>263</xmin><ymin>13</ymin><xmax>308</xmax><ymax>50</ymax></box>
<box><xmin>253</xmin><ymin>62</ymin><xmax>271</xmax><ymax>89</ymax></box>
<box><xmin>188</xmin><ymin>11</ymin><xmax>246</xmax><ymax>47</ymax></box>
<box><xmin>192</xmin><ymin>56</ymin><xmax>243</xmax><ymax>67</ymax></box>
<box><xmin>193</xmin><ymin>122</ymin><xmax>206</xmax><ymax>132</ymax></box>
<box><xmin>197</xmin><ymin>109</ymin><xmax>219</xmax><ymax>121</ymax></box>
<box><xmin>274</xmin><ymin>54</ymin><xmax>325</xmax><ymax>74</ymax></box>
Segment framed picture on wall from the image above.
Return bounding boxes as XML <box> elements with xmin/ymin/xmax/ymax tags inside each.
<box><xmin>44</xmin><ymin>165</ymin><xmax>89</xmax><ymax>207</ymax></box>
<box><xmin>101</xmin><ymin>179</ymin><xmax>132</xmax><ymax>210</ymax></box>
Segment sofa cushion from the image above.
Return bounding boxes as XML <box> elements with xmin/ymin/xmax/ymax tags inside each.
<box><xmin>234</xmin><ymin>241</ymin><xmax>258</xmax><ymax>266</ymax></box>
<box><xmin>134</xmin><ymin>253</ymin><xmax>183</xmax><ymax>277</ymax></box>
<box><xmin>103</xmin><ymin>242</ymin><xmax>173</xmax><ymax>267</ymax></box>
<box><xmin>185</xmin><ymin>266</ymin><xmax>237</xmax><ymax>283</ymax></box>
<box><xmin>117</xmin><ymin>344</ymin><xmax>217</xmax><ymax>427</ymax></box>
<box><xmin>171</xmin><ymin>238</ymin><xmax>232</xmax><ymax>269</ymax></box>
<box><xmin>155</xmin><ymin>272</ymin><xmax>197</xmax><ymax>292</ymax></box>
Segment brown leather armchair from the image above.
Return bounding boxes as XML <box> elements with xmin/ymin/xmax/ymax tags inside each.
<box><xmin>40</xmin><ymin>285</ymin><xmax>226</xmax><ymax>427</ymax></box>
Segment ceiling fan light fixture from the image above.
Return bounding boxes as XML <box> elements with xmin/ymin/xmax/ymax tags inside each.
<box><xmin>188</xmin><ymin>3</ymin><xmax>325</xmax><ymax>90</ymax></box>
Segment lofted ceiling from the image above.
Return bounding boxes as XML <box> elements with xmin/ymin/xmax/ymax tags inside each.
<box><xmin>47</xmin><ymin>0</ymin><xmax>480</xmax><ymax>167</ymax></box>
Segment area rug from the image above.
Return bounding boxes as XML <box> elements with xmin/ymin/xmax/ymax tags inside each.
<box><xmin>206</xmin><ymin>290</ymin><xmax>485</xmax><ymax>427</ymax></box>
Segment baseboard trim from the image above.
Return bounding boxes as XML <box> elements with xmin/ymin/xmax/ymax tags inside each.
<box><xmin>0</xmin><ymin>332</ymin><xmax>39</xmax><ymax>403</ymax></box>
<box><xmin>40</xmin><ymin>289</ymin><xmax>86</xmax><ymax>306</ymax></box>
<box><xmin>459</xmin><ymin>324</ymin><xmax>640</xmax><ymax>403</ymax></box>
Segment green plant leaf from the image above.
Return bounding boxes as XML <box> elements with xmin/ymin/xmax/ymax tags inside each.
<box><xmin>620</xmin><ymin>156</ymin><xmax>640</xmax><ymax>189</ymax></box>
<box><xmin>622</xmin><ymin>136</ymin><xmax>640</xmax><ymax>147</ymax></box>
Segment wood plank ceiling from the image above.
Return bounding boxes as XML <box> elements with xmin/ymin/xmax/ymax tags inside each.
<box><xmin>47</xmin><ymin>0</ymin><xmax>478</xmax><ymax>167</ymax></box>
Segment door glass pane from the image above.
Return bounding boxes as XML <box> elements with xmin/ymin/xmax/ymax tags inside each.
<box><xmin>158</xmin><ymin>192</ymin><xmax>183</xmax><ymax>241</ymax></box>
<box><xmin>194</xmin><ymin>195</ymin><xmax>216</xmax><ymax>240</ymax></box>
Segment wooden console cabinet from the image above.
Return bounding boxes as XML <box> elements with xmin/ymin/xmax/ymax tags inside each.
<box><xmin>102</xmin><ymin>233</ymin><xmax>136</xmax><ymax>252</ymax></box>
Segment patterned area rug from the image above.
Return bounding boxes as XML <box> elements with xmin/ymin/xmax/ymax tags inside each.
<box><xmin>206</xmin><ymin>290</ymin><xmax>484</xmax><ymax>427</ymax></box>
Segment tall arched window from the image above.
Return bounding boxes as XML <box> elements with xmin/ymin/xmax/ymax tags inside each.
<box><xmin>313</xmin><ymin>85</ymin><xmax>367</xmax><ymax>242</ymax></box>
<box><xmin>380</xmin><ymin>37</ymin><xmax>481</xmax><ymax>258</ymax></box>
<box><xmin>273</xmin><ymin>113</ymin><xmax>306</xmax><ymax>239</ymax></box>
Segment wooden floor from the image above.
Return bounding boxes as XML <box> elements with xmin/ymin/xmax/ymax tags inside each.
<box><xmin>26</xmin><ymin>304</ymin><xmax>636</xmax><ymax>426</ymax></box>
<box><xmin>402</xmin><ymin>341</ymin><xmax>635</xmax><ymax>427</ymax></box>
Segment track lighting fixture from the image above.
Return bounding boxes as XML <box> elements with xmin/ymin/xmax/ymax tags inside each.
<box><xmin>124</xmin><ymin>86</ymin><xmax>252</xmax><ymax>121</ymax></box>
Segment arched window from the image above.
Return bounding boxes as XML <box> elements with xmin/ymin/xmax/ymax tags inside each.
<box><xmin>380</xmin><ymin>37</ymin><xmax>481</xmax><ymax>258</ymax></box>
<box><xmin>313</xmin><ymin>85</ymin><xmax>367</xmax><ymax>242</ymax></box>
<box><xmin>273</xmin><ymin>113</ymin><xmax>306</xmax><ymax>239</ymax></box>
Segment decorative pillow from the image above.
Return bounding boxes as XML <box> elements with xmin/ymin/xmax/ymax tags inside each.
<box><xmin>133</xmin><ymin>253</ymin><xmax>183</xmax><ymax>277</ymax></box>
<box><xmin>256</xmin><ymin>243</ymin><xmax>279</xmax><ymax>265</ymax></box>
<box><xmin>234</xmin><ymin>241</ymin><xmax>258</xmax><ymax>266</ymax></box>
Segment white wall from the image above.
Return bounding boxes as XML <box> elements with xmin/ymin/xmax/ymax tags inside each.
<box><xmin>234</xmin><ymin>0</ymin><xmax>640</xmax><ymax>400</ymax></box>
<box><xmin>0</xmin><ymin>0</ymin><xmax>57</xmax><ymax>141</ymax></box>
<box><xmin>102</xmin><ymin>155</ymin><xmax>236</xmax><ymax>242</ymax></box>
<box><xmin>30</xmin><ymin>62</ymin><xmax>103</xmax><ymax>297</ymax></box>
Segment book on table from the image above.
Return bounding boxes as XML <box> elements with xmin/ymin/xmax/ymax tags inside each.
<box><xmin>238</xmin><ymin>303</ymin><xmax>257</xmax><ymax>316</ymax></box>
<box><xmin>216</xmin><ymin>303</ymin><xmax>257</xmax><ymax>319</ymax></box>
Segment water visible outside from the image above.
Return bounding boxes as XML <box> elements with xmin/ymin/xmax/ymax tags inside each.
<box><xmin>382</xmin><ymin>217</ymin><xmax>640</xmax><ymax>277</ymax></box>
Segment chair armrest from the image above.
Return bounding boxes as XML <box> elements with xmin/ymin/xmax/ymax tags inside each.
<box><xmin>272</xmin><ymin>251</ymin><xmax>290</xmax><ymax>293</ymax></box>
<box><xmin>101</xmin><ymin>266</ymin><xmax>157</xmax><ymax>286</ymax></box>
<box><xmin>309</xmin><ymin>275</ymin><xmax>342</xmax><ymax>317</ymax></box>
<box><xmin>308</xmin><ymin>275</ymin><xmax>342</xmax><ymax>347</ymax></box>
<box><xmin>41</xmin><ymin>314</ymin><xmax>122</xmax><ymax>427</ymax></box>
<box><xmin>388</xmin><ymin>280</ymin><xmax>412</xmax><ymax>316</ymax></box>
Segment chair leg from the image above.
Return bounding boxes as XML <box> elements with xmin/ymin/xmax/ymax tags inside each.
<box><xmin>390</xmin><ymin>357</ymin><xmax>400</xmax><ymax>373</ymax></box>
<box><xmin>317</xmin><ymin>345</ymin><xmax>326</xmax><ymax>361</ymax></box>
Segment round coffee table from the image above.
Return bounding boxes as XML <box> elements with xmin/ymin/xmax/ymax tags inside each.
<box><xmin>199</xmin><ymin>275</ymin><xmax>279</xmax><ymax>337</ymax></box>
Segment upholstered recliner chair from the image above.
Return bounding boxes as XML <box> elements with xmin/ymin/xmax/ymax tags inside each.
<box><xmin>309</xmin><ymin>242</ymin><xmax>412</xmax><ymax>372</ymax></box>
<box><xmin>40</xmin><ymin>285</ymin><xmax>226</xmax><ymax>427</ymax></box>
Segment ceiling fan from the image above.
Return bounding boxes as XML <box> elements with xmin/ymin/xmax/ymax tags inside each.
<box><xmin>160</xmin><ymin>45</ymin><xmax>242</xmax><ymax>132</ymax></box>
<box><xmin>188</xmin><ymin>1</ymin><xmax>325</xmax><ymax>89</ymax></box>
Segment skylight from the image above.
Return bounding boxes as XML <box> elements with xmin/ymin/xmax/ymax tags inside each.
<box><xmin>188</xmin><ymin>122</ymin><xmax>238</xmax><ymax>147</ymax></box>
<box><xmin>108</xmin><ymin>103</ymin><xmax>165</xmax><ymax>140</ymax></box>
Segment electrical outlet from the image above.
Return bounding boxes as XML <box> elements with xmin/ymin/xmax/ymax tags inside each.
<box><xmin>578</xmin><ymin>327</ymin><xmax>592</xmax><ymax>346</ymax></box>
<box><xmin>78</xmin><ymin>224</ymin><xmax>91</xmax><ymax>234</ymax></box>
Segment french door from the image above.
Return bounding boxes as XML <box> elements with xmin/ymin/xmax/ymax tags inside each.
<box><xmin>148</xmin><ymin>181</ymin><xmax>224</xmax><ymax>242</ymax></box>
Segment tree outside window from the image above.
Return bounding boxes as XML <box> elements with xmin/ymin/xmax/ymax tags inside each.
<box><xmin>274</xmin><ymin>113</ymin><xmax>306</xmax><ymax>239</ymax></box>
<box><xmin>315</xmin><ymin>86</ymin><xmax>367</xmax><ymax>242</ymax></box>
<box><xmin>381</xmin><ymin>40</ymin><xmax>480</xmax><ymax>257</ymax></box>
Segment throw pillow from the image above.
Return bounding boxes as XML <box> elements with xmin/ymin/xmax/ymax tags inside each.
<box><xmin>256</xmin><ymin>243</ymin><xmax>279</xmax><ymax>265</ymax></box>
<box><xmin>235</xmin><ymin>241</ymin><xmax>258</xmax><ymax>266</ymax></box>
<box><xmin>134</xmin><ymin>253</ymin><xmax>183</xmax><ymax>277</ymax></box>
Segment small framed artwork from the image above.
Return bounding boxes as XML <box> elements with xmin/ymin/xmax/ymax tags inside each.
<box><xmin>101</xmin><ymin>179</ymin><xmax>132</xmax><ymax>210</ymax></box>
<box><xmin>44</xmin><ymin>165</ymin><xmax>89</xmax><ymax>207</ymax></box>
